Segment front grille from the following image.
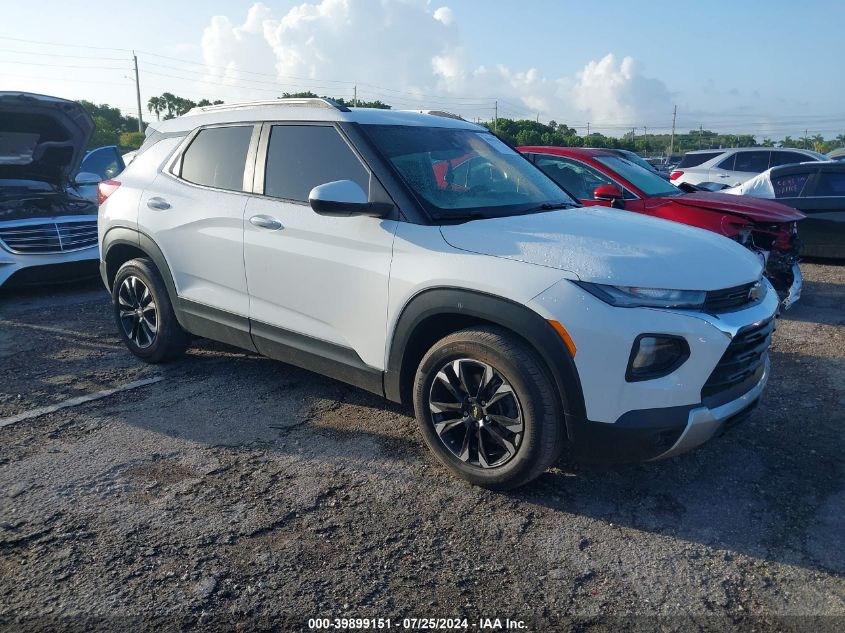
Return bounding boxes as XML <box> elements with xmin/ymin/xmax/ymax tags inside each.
<box><xmin>703</xmin><ymin>281</ymin><xmax>756</xmax><ymax>313</ymax></box>
<box><xmin>702</xmin><ymin>318</ymin><xmax>774</xmax><ymax>400</ymax></box>
<box><xmin>0</xmin><ymin>220</ymin><xmax>98</xmax><ymax>254</ymax></box>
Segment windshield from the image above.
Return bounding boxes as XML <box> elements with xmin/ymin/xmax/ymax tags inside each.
<box><xmin>619</xmin><ymin>150</ymin><xmax>658</xmax><ymax>173</ymax></box>
<box><xmin>362</xmin><ymin>125</ymin><xmax>575</xmax><ymax>220</ymax></box>
<box><xmin>596</xmin><ymin>156</ymin><xmax>683</xmax><ymax>197</ymax></box>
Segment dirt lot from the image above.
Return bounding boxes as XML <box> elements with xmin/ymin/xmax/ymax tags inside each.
<box><xmin>1</xmin><ymin>262</ymin><xmax>843</xmax><ymax>632</ymax></box>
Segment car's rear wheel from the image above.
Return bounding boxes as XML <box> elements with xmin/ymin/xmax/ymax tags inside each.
<box><xmin>413</xmin><ymin>326</ymin><xmax>563</xmax><ymax>489</ymax></box>
<box><xmin>112</xmin><ymin>258</ymin><xmax>190</xmax><ymax>363</ymax></box>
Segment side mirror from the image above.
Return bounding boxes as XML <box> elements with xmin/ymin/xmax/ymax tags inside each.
<box><xmin>593</xmin><ymin>184</ymin><xmax>624</xmax><ymax>202</ymax></box>
<box><xmin>308</xmin><ymin>180</ymin><xmax>392</xmax><ymax>217</ymax></box>
<box><xmin>75</xmin><ymin>171</ymin><xmax>101</xmax><ymax>186</ymax></box>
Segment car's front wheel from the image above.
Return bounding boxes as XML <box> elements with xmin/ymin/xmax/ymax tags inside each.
<box><xmin>413</xmin><ymin>326</ymin><xmax>563</xmax><ymax>489</ymax></box>
<box><xmin>112</xmin><ymin>258</ymin><xmax>190</xmax><ymax>363</ymax></box>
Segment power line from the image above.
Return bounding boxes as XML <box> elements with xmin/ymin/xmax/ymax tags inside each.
<box><xmin>0</xmin><ymin>47</ymin><xmax>129</xmax><ymax>62</ymax></box>
<box><xmin>0</xmin><ymin>35</ymin><xmax>130</xmax><ymax>52</ymax></box>
<box><xmin>0</xmin><ymin>58</ymin><xmax>129</xmax><ymax>71</ymax></box>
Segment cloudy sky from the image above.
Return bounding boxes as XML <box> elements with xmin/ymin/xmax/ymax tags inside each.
<box><xmin>0</xmin><ymin>0</ymin><xmax>842</xmax><ymax>139</ymax></box>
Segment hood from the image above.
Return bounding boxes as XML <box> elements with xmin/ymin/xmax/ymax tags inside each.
<box><xmin>440</xmin><ymin>207</ymin><xmax>763</xmax><ymax>291</ymax></box>
<box><xmin>0</xmin><ymin>92</ymin><xmax>94</xmax><ymax>186</ymax></box>
<box><xmin>667</xmin><ymin>191</ymin><xmax>804</xmax><ymax>222</ymax></box>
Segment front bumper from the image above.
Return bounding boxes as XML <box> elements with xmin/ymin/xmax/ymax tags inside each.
<box><xmin>530</xmin><ymin>275</ymin><xmax>779</xmax><ymax>463</ymax></box>
<box><xmin>650</xmin><ymin>354</ymin><xmax>769</xmax><ymax>460</ymax></box>
<box><xmin>571</xmin><ymin>356</ymin><xmax>769</xmax><ymax>463</ymax></box>
<box><xmin>0</xmin><ymin>245</ymin><xmax>99</xmax><ymax>288</ymax></box>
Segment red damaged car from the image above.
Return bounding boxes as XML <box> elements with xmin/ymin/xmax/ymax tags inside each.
<box><xmin>517</xmin><ymin>146</ymin><xmax>805</xmax><ymax>309</ymax></box>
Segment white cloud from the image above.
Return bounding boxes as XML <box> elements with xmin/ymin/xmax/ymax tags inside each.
<box><xmin>198</xmin><ymin>1</ymin><xmax>672</xmax><ymax>128</ymax></box>
<box><xmin>433</xmin><ymin>6</ymin><xmax>454</xmax><ymax>26</ymax></box>
<box><xmin>570</xmin><ymin>54</ymin><xmax>672</xmax><ymax>125</ymax></box>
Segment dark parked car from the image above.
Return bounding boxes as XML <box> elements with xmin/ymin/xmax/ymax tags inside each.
<box><xmin>724</xmin><ymin>162</ymin><xmax>845</xmax><ymax>258</ymax></box>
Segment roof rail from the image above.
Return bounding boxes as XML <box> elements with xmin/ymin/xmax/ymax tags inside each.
<box><xmin>401</xmin><ymin>109</ymin><xmax>466</xmax><ymax>122</ymax></box>
<box><xmin>185</xmin><ymin>97</ymin><xmax>351</xmax><ymax>116</ymax></box>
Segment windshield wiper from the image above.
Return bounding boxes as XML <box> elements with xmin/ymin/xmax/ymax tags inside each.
<box><xmin>522</xmin><ymin>201</ymin><xmax>578</xmax><ymax>213</ymax></box>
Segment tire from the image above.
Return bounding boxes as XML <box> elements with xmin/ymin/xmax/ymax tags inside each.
<box><xmin>112</xmin><ymin>257</ymin><xmax>190</xmax><ymax>363</ymax></box>
<box><xmin>413</xmin><ymin>326</ymin><xmax>563</xmax><ymax>490</ymax></box>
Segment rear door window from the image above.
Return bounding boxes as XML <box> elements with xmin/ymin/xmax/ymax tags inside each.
<box><xmin>717</xmin><ymin>154</ymin><xmax>736</xmax><ymax>171</ymax></box>
<box><xmin>677</xmin><ymin>151</ymin><xmax>722</xmax><ymax>168</ymax></box>
<box><xmin>733</xmin><ymin>151</ymin><xmax>770</xmax><ymax>173</ymax></box>
<box><xmin>179</xmin><ymin>126</ymin><xmax>253</xmax><ymax>191</ymax></box>
<box><xmin>263</xmin><ymin>125</ymin><xmax>369</xmax><ymax>202</ymax></box>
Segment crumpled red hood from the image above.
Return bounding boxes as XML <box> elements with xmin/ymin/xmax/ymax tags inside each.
<box><xmin>659</xmin><ymin>191</ymin><xmax>805</xmax><ymax>223</ymax></box>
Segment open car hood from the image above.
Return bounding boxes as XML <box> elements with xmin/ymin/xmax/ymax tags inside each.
<box><xmin>440</xmin><ymin>207</ymin><xmax>763</xmax><ymax>290</ymax></box>
<box><xmin>667</xmin><ymin>191</ymin><xmax>804</xmax><ymax>223</ymax></box>
<box><xmin>0</xmin><ymin>92</ymin><xmax>94</xmax><ymax>186</ymax></box>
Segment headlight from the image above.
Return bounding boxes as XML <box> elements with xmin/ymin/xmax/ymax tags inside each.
<box><xmin>574</xmin><ymin>281</ymin><xmax>706</xmax><ymax>309</ymax></box>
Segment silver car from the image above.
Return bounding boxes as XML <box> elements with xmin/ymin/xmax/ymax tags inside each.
<box><xmin>670</xmin><ymin>147</ymin><xmax>827</xmax><ymax>188</ymax></box>
<box><xmin>0</xmin><ymin>92</ymin><xmax>101</xmax><ymax>287</ymax></box>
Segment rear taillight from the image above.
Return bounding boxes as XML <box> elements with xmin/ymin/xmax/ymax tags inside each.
<box><xmin>97</xmin><ymin>179</ymin><xmax>121</xmax><ymax>205</ymax></box>
<box><xmin>669</xmin><ymin>170</ymin><xmax>683</xmax><ymax>181</ymax></box>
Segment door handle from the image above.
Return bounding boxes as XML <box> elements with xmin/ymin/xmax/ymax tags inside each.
<box><xmin>249</xmin><ymin>215</ymin><xmax>283</xmax><ymax>230</ymax></box>
<box><xmin>147</xmin><ymin>197</ymin><xmax>171</xmax><ymax>210</ymax></box>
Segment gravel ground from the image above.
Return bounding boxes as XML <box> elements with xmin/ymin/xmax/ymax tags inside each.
<box><xmin>0</xmin><ymin>263</ymin><xmax>843</xmax><ymax>632</ymax></box>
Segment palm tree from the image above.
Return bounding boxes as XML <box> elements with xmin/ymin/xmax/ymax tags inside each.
<box><xmin>160</xmin><ymin>92</ymin><xmax>177</xmax><ymax>119</ymax></box>
<box><xmin>836</xmin><ymin>133</ymin><xmax>845</xmax><ymax>148</ymax></box>
<box><xmin>147</xmin><ymin>96</ymin><xmax>164</xmax><ymax>121</ymax></box>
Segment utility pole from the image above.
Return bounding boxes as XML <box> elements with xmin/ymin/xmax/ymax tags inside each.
<box><xmin>494</xmin><ymin>100</ymin><xmax>498</xmax><ymax>133</ymax></box>
<box><xmin>631</xmin><ymin>127</ymin><xmax>636</xmax><ymax>147</ymax></box>
<box><xmin>643</xmin><ymin>125</ymin><xmax>648</xmax><ymax>154</ymax></box>
<box><xmin>699</xmin><ymin>124</ymin><xmax>703</xmax><ymax>149</ymax></box>
<box><xmin>353</xmin><ymin>85</ymin><xmax>357</xmax><ymax>107</ymax></box>
<box><xmin>805</xmin><ymin>129</ymin><xmax>808</xmax><ymax>148</ymax></box>
<box><xmin>132</xmin><ymin>51</ymin><xmax>144</xmax><ymax>133</ymax></box>
<box><xmin>669</xmin><ymin>105</ymin><xmax>677</xmax><ymax>156</ymax></box>
<box><xmin>586</xmin><ymin>122</ymin><xmax>590</xmax><ymax>137</ymax></box>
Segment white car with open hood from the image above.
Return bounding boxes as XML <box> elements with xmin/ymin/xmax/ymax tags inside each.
<box><xmin>0</xmin><ymin>92</ymin><xmax>101</xmax><ymax>287</ymax></box>
<box><xmin>98</xmin><ymin>99</ymin><xmax>778</xmax><ymax>489</ymax></box>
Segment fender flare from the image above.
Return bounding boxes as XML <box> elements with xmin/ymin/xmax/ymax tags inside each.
<box><xmin>384</xmin><ymin>287</ymin><xmax>586</xmax><ymax>437</ymax></box>
<box><xmin>102</xmin><ymin>227</ymin><xmax>179</xmax><ymax>303</ymax></box>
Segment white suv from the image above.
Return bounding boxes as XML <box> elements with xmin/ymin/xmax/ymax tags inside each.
<box><xmin>98</xmin><ymin>99</ymin><xmax>778</xmax><ymax>489</ymax></box>
<box><xmin>670</xmin><ymin>147</ymin><xmax>827</xmax><ymax>188</ymax></box>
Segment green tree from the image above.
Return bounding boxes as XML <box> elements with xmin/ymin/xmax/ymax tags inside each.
<box><xmin>88</xmin><ymin>116</ymin><xmax>119</xmax><ymax>147</ymax></box>
<box><xmin>119</xmin><ymin>131</ymin><xmax>145</xmax><ymax>150</ymax></box>
<box><xmin>147</xmin><ymin>96</ymin><xmax>164</xmax><ymax>121</ymax></box>
<box><xmin>282</xmin><ymin>91</ymin><xmax>391</xmax><ymax>109</ymax></box>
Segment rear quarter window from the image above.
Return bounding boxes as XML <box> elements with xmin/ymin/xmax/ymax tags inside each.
<box><xmin>771</xmin><ymin>173</ymin><xmax>810</xmax><ymax>198</ymax></box>
<box><xmin>678</xmin><ymin>151</ymin><xmax>723</xmax><ymax>168</ymax></box>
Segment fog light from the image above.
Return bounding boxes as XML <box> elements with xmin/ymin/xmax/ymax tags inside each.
<box><xmin>626</xmin><ymin>335</ymin><xmax>690</xmax><ymax>382</ymax></box>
